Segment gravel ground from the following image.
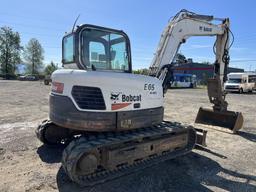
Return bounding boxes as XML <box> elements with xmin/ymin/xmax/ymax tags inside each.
<box><xmin>0</xmin><ymin>80</ymin><xmax>255</xmax><ymax>192</ymax></box>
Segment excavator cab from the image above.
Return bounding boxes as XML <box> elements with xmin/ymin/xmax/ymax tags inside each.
<box><xmin>62</xmin><ymin>24</ymin><xmax>132</xmax><ymax>73</ymax></box>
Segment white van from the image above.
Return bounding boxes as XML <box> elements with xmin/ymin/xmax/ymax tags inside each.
<box><xmin>224</xmin><ymin>72</ymin><xmax>256</xmax><ymax>93</ymax></box>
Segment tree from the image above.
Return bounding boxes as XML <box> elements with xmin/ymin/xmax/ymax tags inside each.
<box><xmin>44</xmin><ymin>61</ymin><xmax>58</xmax><ymax>76</ymax></box>
<box><xmin>0</xmin><ymin>26</ymin><xmax>21</xmax><ymax>78</ymax></box>
<box><xmin>23</xmin><ymin>38</ymin><xmax>44</xmax><ymax>74</ymax></box>
<box><xmin>175</xmin><ymin>53</ymin><xmax>187</xmax><ymax>64</ymax></box>
<box><xmin>202</xmin><ymin>61</ymin><xmax>211</xmax><ymax>65</ymax></box>
<box><xmin>133</xmin><ymin>68</ymin><xmax>150</xmax><ymax>75</ymax></box>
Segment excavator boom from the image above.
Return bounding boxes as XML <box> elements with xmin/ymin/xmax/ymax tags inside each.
<box><xmin>149</xmin><ymin>9</ymin><xmax>243</xmax><ymax>131</ymax></box>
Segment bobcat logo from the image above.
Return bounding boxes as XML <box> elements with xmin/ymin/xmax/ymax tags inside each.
<box><xmin>111</xmin><ymin>92</ymin><xmax>121</xmax><ymax>101</ymax></box>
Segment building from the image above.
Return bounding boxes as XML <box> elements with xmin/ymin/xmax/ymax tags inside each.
<box><xmin>173</xmin><ymin>62</ymin><xmax>244</xmax><ymax>84</ymax></box>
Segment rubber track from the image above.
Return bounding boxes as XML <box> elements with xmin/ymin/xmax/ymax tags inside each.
<box><xmin>35</xmin><ymin>120</ymin><xmax>53</xmax><ymax>145</ymax></box>
<box><xmin>62</xmin><ymin>121</ymin><xmax>196</xmax><ymax>186</ymax></box>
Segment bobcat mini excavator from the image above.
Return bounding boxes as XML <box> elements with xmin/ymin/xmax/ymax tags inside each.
<box><xmin>36</xmin><ymin>10</ymin><xmax>243</xmax><ymax>186</ymax></box>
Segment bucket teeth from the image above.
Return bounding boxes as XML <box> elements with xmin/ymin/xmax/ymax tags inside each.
<box><xmin>195</xmin><ymin>107</ymin><xmax>244</xmax><ymax>133</ymax></box>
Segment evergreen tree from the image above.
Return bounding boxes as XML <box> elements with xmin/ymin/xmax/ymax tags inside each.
<box><xmin>44</xmin><ymin>61</ymin><xmax>58</xmax><ymax>76</ymax></box>
<box><xmin>23</xmin><ymin>38</ymin><xmax>44</xmax><ymax>74</ymax></box>
<box><xmin>0</xmin><ymin>26</ymin><xmax>21</xmax><ymax>78</ymax></box>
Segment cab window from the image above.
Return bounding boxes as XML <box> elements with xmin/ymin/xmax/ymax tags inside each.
<box><xmin>63</xmin><ymin>34</ymin><xmax>74</xmax><ymax>63</ymax></box>
<box><xmin>81</xmin><ymin>28</ymin><xmax>129</xmax><ymax>72</ymax></box>
<box><xmin>89</xmin><ymin>41</ymin><xmax>107</xmax><ymax>69</ymax></box>
<box><xmin>110</xmin><ymin>34</ymin><xmax>129</xmax><ymax>71</ymax></box>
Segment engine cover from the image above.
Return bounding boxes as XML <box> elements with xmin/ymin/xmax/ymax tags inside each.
<box><xmin>49</xmin><ymin>69</ymin><xmax>164</xmax><ymax>131</ymax></box>
<box><xmin>51</xmin><ymin>69</ymin><xmax>163</xmax><ymax>112</ymax></box>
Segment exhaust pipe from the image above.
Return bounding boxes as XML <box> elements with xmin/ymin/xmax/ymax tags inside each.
<box><xmin>195</xmin><ymin>107</ymin><xmax>243</xmax><ymax>133</ymax></box>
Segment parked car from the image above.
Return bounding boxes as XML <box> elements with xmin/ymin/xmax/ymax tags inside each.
<box><xmin>1</xmin><ymin>74</ymin><xmax>17</xmax><ymax>80</ymax></box>
<box><xmin>19</xmin><ymin>74</ymin><xmax>39</xmax><ymax>81</ymax></box>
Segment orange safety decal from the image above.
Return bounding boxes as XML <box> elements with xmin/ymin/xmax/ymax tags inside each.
<box><xmin>111</xmin><ymin>103</ymin><xmax>131</xmax><ymax>110</ymax></box>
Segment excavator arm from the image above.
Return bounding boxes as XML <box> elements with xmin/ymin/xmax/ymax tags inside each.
<box><xmin>149</xmin><ymin>10</ymin><xmax>228</xmax><ymax>88</ymax></box>
<box><xmin>149</xmin><ymin>10</ymin><xmax>243</xmax><ymax>132</ymax></box>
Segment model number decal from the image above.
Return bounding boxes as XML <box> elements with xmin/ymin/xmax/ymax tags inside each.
<box><xmin>144</xmin><ymin>84</ymin><xmax>157</xmax><ymax>95</ymax></box>
<box><xmin>144</xmin><ymin>84</ymin><xmax>155</xmax><ymax>91</ymax></box>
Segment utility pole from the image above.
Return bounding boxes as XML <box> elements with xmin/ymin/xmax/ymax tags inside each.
<box><xmin>5</xmin><ymin>33</ymin><xmax>8</xmax><ymax>79</ymax></box>
<box><xmin>32</xmin><ymin>48</ymin><xmax>34</xmax><ymax>74</ymax></box>
<box><xmin>5</xmin><ymin>51</ymin><xmax>7</xmax><ymax>79</ymax></box>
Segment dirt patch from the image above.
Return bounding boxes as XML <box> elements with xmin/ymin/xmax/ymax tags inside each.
<box><xmin>0</xmin><ymin>80</ymin><xmax>255</xmax><ymax>191</ymax></box>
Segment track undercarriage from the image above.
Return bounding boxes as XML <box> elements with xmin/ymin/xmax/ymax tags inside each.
<box><xmin>36</xmin><ymin>120</ymin><xmax>197</xmax><ymax>186</ymax></box>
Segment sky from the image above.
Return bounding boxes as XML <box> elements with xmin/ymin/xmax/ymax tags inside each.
<box><xmin>1</xmin><ymin>0</ymin><xmax>256</xmax><ymax>71</ymax></box>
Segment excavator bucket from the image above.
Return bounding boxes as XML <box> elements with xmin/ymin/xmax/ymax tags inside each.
<box><xmin>195</xmin><ymin>107</ymin><xmax>244</xmax><ymax>133</ymax></box>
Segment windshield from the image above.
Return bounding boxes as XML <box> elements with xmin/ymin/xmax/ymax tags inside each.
<box><xmin>178</xmin><ymin>76</ymin><xmax>192</xmax><ymax>82</ymax></box>
<box><xmin>228</xmin><ymin>78</ymin><xmax>241</xmax><ymax>83</ymax></box>
<box><xmin>80</xmin><ymin>28</ymin><xmax>129</xmax><ymax>72</ymax></box>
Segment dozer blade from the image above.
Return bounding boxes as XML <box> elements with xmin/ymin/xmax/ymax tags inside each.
<box><xmin>195</xmin><ymin>107</ymin><xmax>243</xmax><ymax>133</ymax></box>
